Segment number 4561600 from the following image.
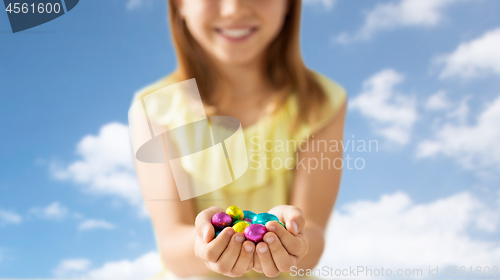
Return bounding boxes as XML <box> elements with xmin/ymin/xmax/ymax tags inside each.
<box><xmin>5</xmin><ymin>2</ymin><xmax>62</xmax><ymax>14</ymax></box>
<box><xmin>444</xmin><ymin>266</ymin><xmax>498</xmax><ymax>277</ymax></box>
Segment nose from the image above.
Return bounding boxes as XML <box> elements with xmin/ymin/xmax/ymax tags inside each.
<box><xmin>220</xmin><ymin>0</ymin><xmax>250</xmax><ymax>19</ymax></box>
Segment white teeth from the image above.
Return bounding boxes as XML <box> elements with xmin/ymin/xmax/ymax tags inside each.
<box><xmin>219</xmin><ymin>28</ymin><xmax>252</xmax><ymax>38</ymax></box>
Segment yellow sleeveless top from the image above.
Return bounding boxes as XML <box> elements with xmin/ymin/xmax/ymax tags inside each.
<box><xmin>131</xmin><ymin>71</ymin><xmax>347</xmax><ymax>279</ymax></box>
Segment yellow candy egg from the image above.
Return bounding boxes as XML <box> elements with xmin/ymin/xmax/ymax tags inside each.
<box><xmin>226</xmin><ymin>205</ymin><xmax>244</xmax><ymax>221</ymax></box>
<box><xmin>232</xmin><ymin>221</ymin><xmax>250</xmax><ymax>233</ymax></box>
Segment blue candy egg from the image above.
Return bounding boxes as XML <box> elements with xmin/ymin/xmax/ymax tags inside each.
<box><xmin>243</xmin><ymin>210</ymin><xmax>256</xmax><ymax>220</ymax></box>
<box><xmin>252</xmin><ymin>213</ymin><xmax>279</xmax><ymax>225</ymax></box>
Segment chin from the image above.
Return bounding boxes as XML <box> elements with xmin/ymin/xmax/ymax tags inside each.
<box><xmin>220</xmin><ymin>57</ymin><xmax>255</xmax><ymax>66</ymax></box>
<box><xmin>214</xmin><ymin>51</ymin><xmax>261</xmax><ymax>67</ymax></box>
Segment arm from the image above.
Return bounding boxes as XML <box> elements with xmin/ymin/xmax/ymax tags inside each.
<box><xmin>134</xmin><ymin>147</ymin><xmax>255</xmax><ymax>277</ymax></box>
<box><xmin>134</xmin><ymin>156</ymin><xmax>210</xmax><ymax>277</ymax></box>
<box><xmin>252</xmin><ymin>99</ymin><xmax>347</xmax><ymax>276</ymax></box>
<box><xmin>292</xmin><ymin>99</ymin><xmax>347</xmax><ymax>268</ymax></box>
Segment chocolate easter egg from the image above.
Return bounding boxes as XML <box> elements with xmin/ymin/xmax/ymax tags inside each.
<box><xmin>233</xmin><ymin>221</ymin><xmax>250</xmax><ymax>233</ymax></box>
<box><xmin>244</xmin><ymin>218</ymin><xmax>253</xmax><ymax>224</ymax></box>
<box><xmin>232</xmin><ymin>220</ymin><xmax>244</xmax><ymax>226</ymax></box>
<box><xmin>252</xmin><ymin>213</ymin><xmax>279</xmax><ymax>225</ymax></box>
<box><xmin>243</xmin><ymin>210</ymin><xmax>256</xmax><ymax>221</ymax></box>
<box><xmin>226</xmin><ymin>206</ymin><xmax>244</xmax><ymax>221</ymax></box>
<box><xmin>212</xmin><ymin>212</ymin><xmax>232</xmax><ymax>230</ymax></box>
<box><xmin>244</xmin><ymin>224</ymin><xmax>267</xmax><ymax>243</ymax></box>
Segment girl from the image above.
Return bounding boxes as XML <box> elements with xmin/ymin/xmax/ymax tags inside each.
<box><xmin>132</xmin><ymin>0</ymin><xmax>347</xmax><ymax>278</ymax></box>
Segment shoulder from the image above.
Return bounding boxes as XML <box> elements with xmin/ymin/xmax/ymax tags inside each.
<box><xmin>310</xmin><ymin>70</ymin><xmax>348</xmax><ymax>110</ymax></box>
<box><xmin>130</xmin><ymin>72</ymin><xmax>180</xmax><ymax>105</ymax></box>
<box><xmin>290</xmin><ymin>71</ymin><xmax>347</xmax><ymax>142</ymax></box>
<box><xmin>309</xmin><ymin>70</ymin><xmax>348</xmax><ymax>126</ymax></box>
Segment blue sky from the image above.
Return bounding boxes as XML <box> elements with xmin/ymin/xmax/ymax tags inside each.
<box><xmin>1</xmin><ymin>0</ymin><xmax>500</xmax><ymax>278</ymax></box>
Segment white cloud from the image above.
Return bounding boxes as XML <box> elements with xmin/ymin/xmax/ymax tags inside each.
<box><xmin>86</xmin><ymin>252</ymin><xmax>162</xmax><ymax>279</ymax></box>
<box><xmin>78</xmin><ymin>219</ymin><xmax>114</xmax><ymax>231</ymax></box>
<box><xmin>349</xmin><ymin>69</ymin><xmax>417</xmax><ymax>145</ymax></box>
<box><xmin>53</xmin><ymin>252</ymin><xmax>162</xmax><ymax>279</ymax></box>
<box><xmin>425</xmin><ymin>90</ymin><xmax>452</xmax><ymax>111</ymax></box>
<box><xmin>417</xmin><ymin>95</ymin><xmax>500</xmax><ymax>172</ymax></box>
<box><xmin>52</xmin><ymin>192</ymin><xmax>500</xmax><ymax>278</ymax></box>
<box><xmin>30</xmin><ymin>201</ymin><xmax>68</xmax><ymax>220</ymax></box>
<box><xmin>51</xmin><ymin>123</ymin><xmax>143</xmax><ymax>212</ymax></box>
<box><xmin>0</xmin><ymin>209</ymin><xmax>22</xmax><ymax>225</ymax></box>
<box><xmin>336</xmin><ymin>0</ymin><xmax>465</xmax><ymax>43</ymax></box>
<box><xmin>318</xmin><ymin>191</ymin><xmax>500</xmax><ymax>272</ymax></box>
<box><xmin>445</xmin><ymin>96</ymin><xmax>470</xmax><ymax>124</ymax></box>
<box><xmin>126</xmin><ymin>0</ymin><xmax>142</xmax><ymax>10</ymax></box>
<box><xmin>303</xmin><ymin>0</ymin><xmax>337</xmax><ymax>10</ymax></box>
<box><xmin>53</xmin><ymin>259</ymin><xmax>91</xmax><ymax>278</ymax></box>
<box><xmin>126</xmin><ymin>0</ymin><xmax>152</xmax><ymax>10</ymax></box>
<box><xmin>437</xmin><ymin>27</ymin><xmax>500</xmax><ymax>79</ymax></box>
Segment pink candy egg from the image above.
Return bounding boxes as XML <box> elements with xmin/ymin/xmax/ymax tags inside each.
<box><xmin>244</xmin><ymin>224</ymin><xmax>267</xmax><ymax>243</ymax></box>
<box><xmin>212</xmin><ymin>212</ymin><xmax>232</xmax><ymax>230</ymax></box>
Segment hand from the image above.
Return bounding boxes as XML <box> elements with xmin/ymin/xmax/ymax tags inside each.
<box><xmin>252</xmin><ymin>205</ymin><xmax>309</xmax><ymax>277</ymax></box>
<box><xmin>194</xmin><ymin>206</ymin><xmax>256</xmax><ymax>277</ymax></box>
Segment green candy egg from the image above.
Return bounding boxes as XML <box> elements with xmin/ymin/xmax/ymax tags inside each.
<box><xmin>226</xmin><ymin>205</ymin><xmax>244</xmax><ymax>221</ymax></box>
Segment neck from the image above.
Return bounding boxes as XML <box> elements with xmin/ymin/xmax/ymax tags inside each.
<box><xmin>213</xmin><ymin>58</ymin><xmax>271</xmax><ymax>99</ymax></box>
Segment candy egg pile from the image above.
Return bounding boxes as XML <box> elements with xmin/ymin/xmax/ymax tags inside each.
<box><xmin>211</xmin><ymin>205</ymin><xmax>286</xmax><ymax>243</ymax></box>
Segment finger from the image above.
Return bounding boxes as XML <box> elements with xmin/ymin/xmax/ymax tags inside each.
<box><xmin>253</xmin><ymin>250</ymin><xmax>263</xmax><ymax>273</ymax></box>
<box><xmin>213</xmin><ymin>232</ymin><xmax>245</xmax><ymax>275</ymax></box>
<box><xmin>266</xmin><ymin>221</ymin><xmax>303</xmax><ymax>256</ymax></box>
<box><xmin>283</xmin><ymin>206</ymin><xmax>305</xmax><ymax>235</ymax></box>
<box><xmin>193</xmin><ymin>234</ymin><xmax>205</xmax><ymax>259</ymax></box>
<box><xmin>229</xmin><ymin>240</ymin><xmax>255</xmax><ymax>277</ymax></box>
<box><xmin>256</xmin><ymin>242</ymin><xmax>280</xmax><ymax>277</ymax></box>
<box><xmin>263</xmin><ymin>232</ymin><xmax>294</xmax><ymax>272</ymax></box>
<box><xmin>267</xmin><ymin>206</ymin><xmax>286</xmax><ymax>221</ymax></box>
<box><xmin>246</xmin><ymin>257</ymin><xmax>253</xmax><ymax>272</ymax></box>
<box><xmin>195</xmin><ymin>206</ymin><xmax>224</xmax><ymax>242</ymax></box>
<box><xmin>200</xmin><ymin>227</ymin><xmax>234</xmax><ymax>263</ymax></box>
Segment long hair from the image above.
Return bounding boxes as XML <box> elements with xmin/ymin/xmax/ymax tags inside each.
<box><xmin>168</xmin><ymin>0</ymin><xmax>327</xmax><ymax>129</ymax></box>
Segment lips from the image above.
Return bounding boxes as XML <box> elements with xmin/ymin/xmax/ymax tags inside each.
<box><xmin>215</xmin><ymin>27</ymin><xmax>258</xmax><ymax>42</ymax></box>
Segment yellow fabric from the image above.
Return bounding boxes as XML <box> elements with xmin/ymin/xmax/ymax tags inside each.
<box><xmin>132</xmin><ymin>72</ymin><xmax>347</xmax><ymax>279</ymax></box>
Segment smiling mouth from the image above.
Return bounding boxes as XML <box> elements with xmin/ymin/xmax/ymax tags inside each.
<box><xmin>215</xmin><ymin>27</ymin><xmax>258</xmax><ymax>42</ymax></box>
